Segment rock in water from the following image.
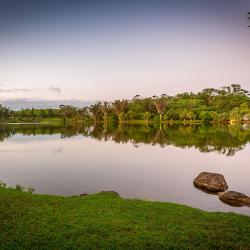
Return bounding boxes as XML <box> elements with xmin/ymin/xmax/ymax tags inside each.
<box><xmin>219</xmin><ymin>191</ymin><xmax>250</xmax><ymax>207</ymax></box>
<box><xmin>193</xmin><ymin>172</ymin><xmax>228</xmax><ymax>192</ymax></box>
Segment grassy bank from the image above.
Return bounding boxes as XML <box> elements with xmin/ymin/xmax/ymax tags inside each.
<box><xmin>0</xmin><ymin>187</ymin><xmax>250</xmax><ymax>249</ymax></box>
<box><xmin>0</xmin><ymin>117</ymin><xmax>64</xmax><ymax>125</ymax></box>
<box><xmin>120</xmin><ymin>119</ymin><xmax>208</xmax><ymax>125</ymax></box>
<box><xmin>2</xmin><ymin>118</ymin><xmax>250</xmax><ymax>126</ymax></box>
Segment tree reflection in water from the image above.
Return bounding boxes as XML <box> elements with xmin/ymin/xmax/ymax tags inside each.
<box><xmin>0</xmin><ymin>123</ymin><xmax>250</xmax><ymax>156</ymax></box>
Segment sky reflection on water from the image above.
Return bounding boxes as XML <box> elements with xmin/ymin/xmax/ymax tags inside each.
<box><xmin>0</xmin><ymin>125</ymin><xmax>250</xmax><ymax>215</ymax></box>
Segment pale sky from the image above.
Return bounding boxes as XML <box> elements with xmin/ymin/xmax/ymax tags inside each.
<box><xmin>0</xmin><ymin>0</ymin><xmax>250</xmax><ymax>103</ymax></box>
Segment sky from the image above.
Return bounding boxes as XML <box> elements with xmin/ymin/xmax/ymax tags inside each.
<box><xmin>0</xmin><ymin>0</ymin><xmax>250</xmax><ymax>107</ymax></box>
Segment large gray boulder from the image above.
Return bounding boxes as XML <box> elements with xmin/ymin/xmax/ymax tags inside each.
<box><xmin>219</xmin><ymin>191</ymin><xmax>250</xmax><ymax>207</ymax></box>
<box><xmin>193</xmin><ymin>172</ymin><xmax>228</xmax><ymax>193</ymax></box>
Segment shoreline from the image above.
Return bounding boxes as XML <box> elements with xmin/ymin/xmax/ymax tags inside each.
<box><xmin>1</xmin><ymin>120</ymin><xmax>250</xmax><ymax>125</ymax></box>
<box><xmin>1</xmin><ymin>180</ymin><xmax>250</xmax><ymax>216</ymax></box>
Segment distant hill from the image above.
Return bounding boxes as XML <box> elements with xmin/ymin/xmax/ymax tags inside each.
<box><xmin>0</xmin><ymin>99</ymin><xmax>94</xmax><ymax>110</ymax></box>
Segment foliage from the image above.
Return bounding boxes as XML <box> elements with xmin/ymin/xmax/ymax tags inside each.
<box><xmin>230</xmin><ymin>103</ymin><xmax>250</xmax><ymax>122</ymax></box>
<box><xmin>15</xmin><ymin>185</ymin><xmax>25</xmax><ymax>192</ymax></box>
<box><xmin>0</xmin><ymin>181</ymin><xmax>6</xmax><ymax>188</ymax></box>
<box><xmin>0</xmin><ymin>187</ymin><xmax>250</xmax><ymax>249</ymax></box>
<box><xmin>0</xmin><ymin>84</ymin><xmax>249</xmax><ymax>124</ymax></box>
<box><xmin>27</xmin><ymin>187</ymin><xmax>35</xmax><ymax>193</ymax></box>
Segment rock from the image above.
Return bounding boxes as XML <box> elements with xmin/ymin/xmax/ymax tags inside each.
<box><xmin>219</xmin><ymin>191</ymin><xmax>250</xmax><ymax>207</ymax></box>
<box><xmin>193</xmin><ymin>172</ymin><xmax>228</xmax><ymax>193</ymax></box>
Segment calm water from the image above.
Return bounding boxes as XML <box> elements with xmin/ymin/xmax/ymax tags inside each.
<box><xmin>0</xmin><ymin>124</ymin><xmax>250</xmax><ymax>215</ymax></box>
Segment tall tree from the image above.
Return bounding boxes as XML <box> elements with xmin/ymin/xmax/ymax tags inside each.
<box><xmin>153</xmin><ymin>97</ymin><xmax>167</xmax><ymax>123</ymax></box>
<box><xmin>89</xmin><ymin>102</ymin><xmax>102</xmax><ymax>125</ymax></box>
<box><xmin>112</xmin><ymin>99</ymin><xmax>128</xmax><ymax>124</ymax></box>
<box><xmin>101</xmin><ymin>101</ymin><xmax>111</xmax><ymax>125</ymax></box>
<box><xmin>59</xmin><ymin>105</ymin><xmax>78</xmax><ymax>124</ymax></box>
<box><xmin>198</xmin><ymin>88</ymin><xmax>217</xmax><ymax>106</ymax></box>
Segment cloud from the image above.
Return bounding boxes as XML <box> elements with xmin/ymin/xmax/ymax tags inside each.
<box><xmin>50</xmin><ymin>87</ymin><xmax>61</xmax><ymax>93</ymax></box>
<box><xmin>0</xmin><ymin>88</ymin><xmax>30</xmax><ymax>93</ymax></box>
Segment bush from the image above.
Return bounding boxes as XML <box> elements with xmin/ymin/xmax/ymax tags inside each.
<box><xmin>15</xmin><ymin>185</ymin><xmax>25</xmax><ymax>192</ymax></box>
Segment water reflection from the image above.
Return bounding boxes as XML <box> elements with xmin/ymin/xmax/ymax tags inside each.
<box><xmin>1</xmin><ymin>123</ymin><xmax>250</xmax><ymax>156</ymax></box>
<box><xmin>0</xmin><ymin>123</ymin><xmax>250</xmax><ymax>215</ymax></box>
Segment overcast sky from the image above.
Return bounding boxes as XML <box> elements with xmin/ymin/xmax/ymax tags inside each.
<box><xmin>0</xmin><ymin>0</ymin><xmax>250</xmax><ymax>103</ymax></box>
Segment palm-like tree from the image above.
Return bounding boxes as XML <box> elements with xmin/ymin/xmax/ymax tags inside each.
<box><xmin>0</xmin><ymin>105</ymin><xmax>11</xmax><ymax>120</ymax></box>
<box><xmin>101</xmin><ymin>101</ymin><xmax>111</xmax><ymax>125</ymax></box>
<box><xmin>112</xmin><ymin>99</ymin><xmax>128</xmax><ymax>125</ymax></box>
<box><xmin>78</xmin><ymin>107</ymin><xmax>90</xmax><ymax>122</ymax></box>
<box><xmin>198</xmin><ymin>88</ymin><xmax>217</xmax><ymax>106</ymax></box>
<box><xmin>153</xmin><ymin>97</ymin><xmax>166</xmax><ymax>123</ymax></box>
<box><xmin>89</xmin><ymin>102</ymin><xmax>102</xmax><ymax>125</ymax></box>
<box><xmin>59</xmin><ymin>105</ymin><xmax>78</xmax><ymax>124</ymax></box>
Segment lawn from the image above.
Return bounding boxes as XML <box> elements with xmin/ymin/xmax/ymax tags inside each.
<box><xmin>0</xmin><ymin>187</ymin><xmax>250</xmax><ymax>249</ymax></box>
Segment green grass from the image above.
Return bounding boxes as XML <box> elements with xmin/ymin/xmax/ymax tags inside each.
<box><xmin>121</xmin><ymin>120</ymin><xmax>205</xmax><ymax>125</ymax></box>
<box><xmin>0</xmin><ymin>187</ymin><xmax>250</xmax><ymax>249</ymax></box>
<box><xmin>38</xmin><ymin>117</ymin><xmax>64</xmax><ymax>125</ymax></box>
<box><xmin>0</xmin><ymin>117</ymin><xmax>65</xmax><ymax>125</ymax></box>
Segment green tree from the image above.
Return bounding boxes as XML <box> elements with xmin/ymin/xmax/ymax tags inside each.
<box><xmin>153</xmin><ymin>97</ymin><xmax>167</xmax><ymax>123</ymax></box>
<box><xmin>89</xmin><ymin>102</ymin><xmax>102</xmax><ymax>125</ymax></box>
<box><xmin>101</xmin><ymin>102</ymin><xmax>111</xmax><ymax>125</ymax></box>
<box><xmin>112</xmin><ymin>99</ymin><xmax>128</xmax><ymax>125</ymax></box>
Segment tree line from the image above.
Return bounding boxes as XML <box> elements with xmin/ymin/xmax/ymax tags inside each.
<box><xmin>0</xmin><ymin>84</ymin><xmax>250</xmax><ymax>124</ymax></box>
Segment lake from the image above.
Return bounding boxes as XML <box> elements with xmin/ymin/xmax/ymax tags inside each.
<box><xmin>0</xmin><ymin>124</ymin><xmax>250</xmax><ymax>215</ymax></box>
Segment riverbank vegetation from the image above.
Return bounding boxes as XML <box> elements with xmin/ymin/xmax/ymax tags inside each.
<box><xmin>0</xmin><ymin>186</ymin><xmax>250</xmax><ymax>249</ymax></box>
<box><xmin>0</xmin><ymin>84</ymin><xmax>250</xmax><ymax>124</ymax></box>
